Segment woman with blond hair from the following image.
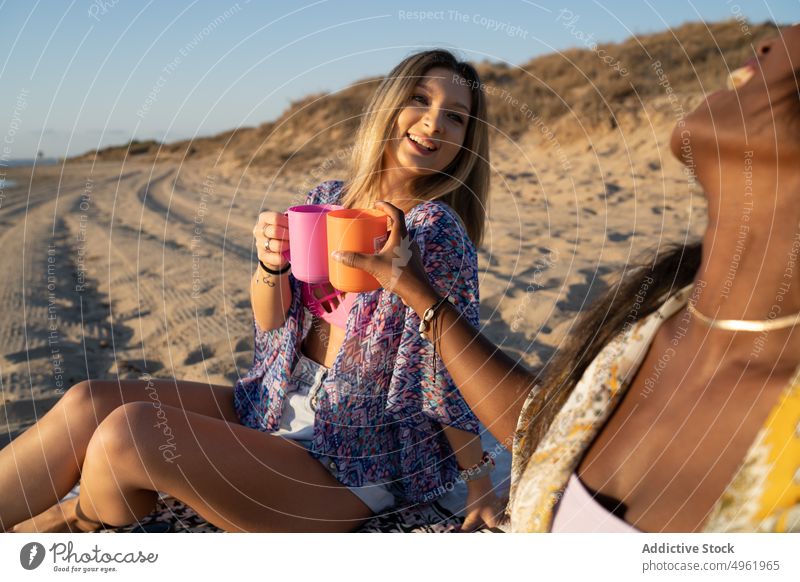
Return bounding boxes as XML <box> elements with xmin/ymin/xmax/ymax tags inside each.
<box><xmin>1</xmin><ymin>49</ymin><xmax>499</xmax><ymax>532</ymax></box>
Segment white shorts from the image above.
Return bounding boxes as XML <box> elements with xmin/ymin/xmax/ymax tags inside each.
<box><xmin>274</xmin><ymin>354</ymin><xmax>398</xmax><ymax>514</ymax></box>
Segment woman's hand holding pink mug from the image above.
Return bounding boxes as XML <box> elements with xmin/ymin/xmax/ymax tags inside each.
<box><xmin>253</xmin><ymin>211</ymin><xmax>290</xmax><ymax>270</ymax></box>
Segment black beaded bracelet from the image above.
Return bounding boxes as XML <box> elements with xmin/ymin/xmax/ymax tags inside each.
<box><xmin>258</xmin><ymin>259</ymin><xmax>291</xmax><ymax>276</ymax></box>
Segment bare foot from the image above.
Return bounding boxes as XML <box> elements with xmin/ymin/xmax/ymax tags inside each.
<box><xmin>12</xmin><ymin>498</ymin><xmax>76</xmax><ymax>533</ymax></box>
<box><xmin>11</xmin><ymin>497</ymin><xmax>102</xmax><ymax>533</ymax></box>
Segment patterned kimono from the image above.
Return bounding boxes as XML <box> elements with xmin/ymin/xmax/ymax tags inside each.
<box><xmin>235</xmin><ymin>180</ymin><xmax>481</xmax><ymax>506</ymax></box>
<box><xmin>509</xmin><ymin>285</ymin><xmax>800</xmax><ymax>532</ymax></box>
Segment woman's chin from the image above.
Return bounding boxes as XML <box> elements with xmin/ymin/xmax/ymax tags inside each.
<box><xmin>669</xmin><ymin>126</ymin><xmax>684</xmax><ymax>162</ymax></box>
<box><xmin>669</xmin><ymin>118</ymin><xmax>706</xmax><ymax>167</ymax></box>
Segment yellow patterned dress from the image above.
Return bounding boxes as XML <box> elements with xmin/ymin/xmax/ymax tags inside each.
<box><xmin>509</xmin><ymin>285</ymin><xmax>800</xmax><ymax>532</ymax></box>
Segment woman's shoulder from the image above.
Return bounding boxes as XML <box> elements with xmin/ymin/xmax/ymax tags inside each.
<box><xmin>306</xmin><ymin>179</ymin><xmax>345</xmax><ymax>204</ymax></box>
<box><xmin>406</xmin><ymin>199</ymin><xmax>467</xmax><ymax>235</ymax></box>
<box><xmin>406</xmin><ymin>200</ymin><xmax>477</xmax><ymax>262</ymax></box>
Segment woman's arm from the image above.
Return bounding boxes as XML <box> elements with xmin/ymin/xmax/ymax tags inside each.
<box><xmin>403</xmin><ymin>281</ymin><xmax>534</xmax><ymax>448</ymax></box>
<box><xmin>251</xmin><ymin>211</ymin><xmax>293</xmax><ymax>330</ymax></box>
<box><xmin>250</xmin><ymin>266</ymin><xmax>293</xmax><ymax>331</ymax></box>
<box><xmin>332</xmin><ymin>202</ymin><xmax>536</xmax><ymax>448</ymax></box>
<box><xmin>443</xmin><ymin>426</ymin><xmax>502</xmax><ymax>531</ymax></box>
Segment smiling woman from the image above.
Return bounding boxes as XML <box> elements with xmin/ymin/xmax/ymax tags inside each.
<box><xmin>391</xmin><ymin>76</ymin><xmax>471</xmax><ymax>158</ymax></box>
<box><xmin>0</xmin><ymin>48</ymin><xmax>498</xmax><ymax>534</ymax></box>
<box><xmin>237</xmin><ymin>49</ymin><xmax>499</xmax><ymax>532</ymax></box>
<box><xmin>341</xmin><ymin>50</ymin><xmax>489</xmax><ymax>245</ymax></box>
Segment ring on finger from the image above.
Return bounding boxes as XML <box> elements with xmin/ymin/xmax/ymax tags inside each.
<box><xmin>264</xmin><ymin>238</ymin><xmax>271</xmax><ymax>250</ymax></box>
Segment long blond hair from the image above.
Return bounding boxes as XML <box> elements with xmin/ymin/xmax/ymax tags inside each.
<box><xmin>341</xmin><ymin>49</ymin><xmax>490</xmax><ymax>246</ymax></box>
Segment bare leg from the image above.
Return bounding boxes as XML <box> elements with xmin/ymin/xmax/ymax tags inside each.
<box><xmin>0</xmin><ymin>377</ymin><xmax>239</xmax><ymax>531</ymax></box>
<box><xmin>72</xmin><ymin>402</ymin><xmax>373</xmax><ymax>532</ymax></box>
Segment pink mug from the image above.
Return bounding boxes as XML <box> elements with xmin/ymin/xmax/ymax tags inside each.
<box><xmin>283</xmin><ymin>204</ymin><xmax>343</xmax><ymax>283</ymax></box>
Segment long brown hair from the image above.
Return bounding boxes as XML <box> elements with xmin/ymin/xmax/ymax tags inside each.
<box><xmin>341</xmin><ymin>49</ymin><xmax>490</xmax><ymax>246</ymax></box>
<box><xmin>520</xmin><ymin>242</ymin><xmax>704</xmax><ymax>452</ymax></box>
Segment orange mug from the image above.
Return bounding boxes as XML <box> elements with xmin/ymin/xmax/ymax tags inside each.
<box><xmin>326</xmin><ymin>208</ymin><xmax>389</xmax><ymax>292</ymax></box>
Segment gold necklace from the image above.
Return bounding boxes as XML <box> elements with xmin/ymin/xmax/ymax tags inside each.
<box><xmin>687</xmin><ymin>301</ymin><xmax>800</xmax><ymax>332</ymax></box>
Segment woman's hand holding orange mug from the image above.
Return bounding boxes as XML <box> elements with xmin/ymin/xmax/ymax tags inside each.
<box><xmin>330</xmin><ymin>201</ymin><xmax>430</xmax><ymax>303</ymax></box>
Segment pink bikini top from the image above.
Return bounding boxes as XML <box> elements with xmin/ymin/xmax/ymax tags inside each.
<box><xmin>301</xmin><ymin>282</ymin><xmax>357</xmax><ymax>330</ymax></box>
<box><xmin>550</xmin><ymin>474</ymin><xmax>640</xmax><ymax>533</ymax></box>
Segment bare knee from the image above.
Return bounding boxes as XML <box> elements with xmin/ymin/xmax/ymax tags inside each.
<box><xmin>85</xmin><ymin>403</ymin><xmax>153</xmax><ymax>471</ymax></box>
<box><xmin>61</xmin><ymin>380</ymin><xmax>122</xmax><ymax>425</ymax></box>
<box><xmin>61</xmin><ymin>380</ymin><xmax>93</xmax><ymax>409</ymax></box>
<box><xmin>82</xmin><ymin>403</ymin><xmax>160</xmax><ymax>525</ymax></box>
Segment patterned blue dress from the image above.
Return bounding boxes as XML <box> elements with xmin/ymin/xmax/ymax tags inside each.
<box><xmin>234</xmin><ymin>180</ymin><xmax>481</xmax><ymax>506</ymax></box>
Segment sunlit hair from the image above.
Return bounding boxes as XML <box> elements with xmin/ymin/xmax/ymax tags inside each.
<box><xmin>341</xmin><ymin>49</ymin><xmax>490</xmax><ymax>246</ymax></box>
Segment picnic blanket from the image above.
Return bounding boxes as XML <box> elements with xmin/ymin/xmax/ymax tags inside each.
<box><xmin>94</xmin><ymin>493</ymin><xmax>474</xmax><ymax>533</ymax></box>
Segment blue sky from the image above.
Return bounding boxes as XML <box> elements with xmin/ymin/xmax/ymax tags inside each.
<box><xmin>1</xmin><ymin>0</ymin><xmax>797</xmax><ymax>159</ymax></box>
